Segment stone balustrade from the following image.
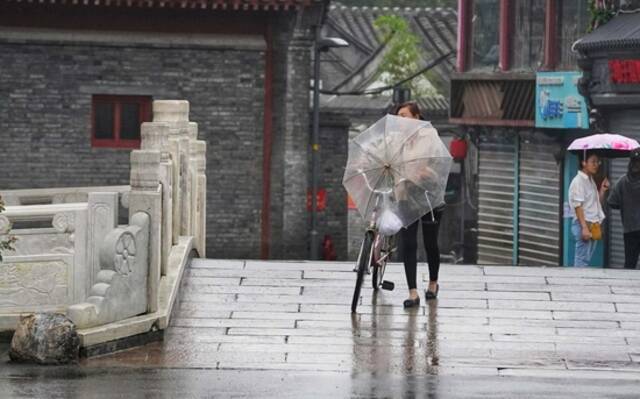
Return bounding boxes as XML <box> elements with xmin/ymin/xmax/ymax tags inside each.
<box><xmin>1</xmin><ymin>185</ymin><xmax>130</xmax><ymax>207</ymax></box>
<box><xmin>0</xmin><ymin>100</ymin><xmax>206</xmax><ymax>352</ymax></box>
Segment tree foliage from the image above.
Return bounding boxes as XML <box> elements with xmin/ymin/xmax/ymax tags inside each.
<box><xmin>0</xmin><ymin>195</ymin><xmax>16</xmax><ymax>262</ymax></box>
<box><xmin>588</xmin><ymin>0</ymin><xmax>617</xmax><ymax>32</ymax></box>
<box><xmin>373</xmin><ymin>15</ymin><xmax>439</xmax><ymax>98</ymax></box>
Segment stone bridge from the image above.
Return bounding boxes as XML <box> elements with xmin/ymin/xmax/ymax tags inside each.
<box><xmin>0</xmin><ymin>100</ymin><xmax>206</xmax><ymax>353</ymax></box>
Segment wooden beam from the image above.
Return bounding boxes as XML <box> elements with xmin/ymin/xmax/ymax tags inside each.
<box><xmin>456</xmin><ymin>0</ymin><xmax>471</xmax><ymax>72</ymax></box>
<box><xmin>449</xmin><ymin>117</ymin><xmax>535</xmax><ymax>127</ymax></box>
<box><xmin>499</xmin><ymin>0</ymin><xmax>511</xmax><ymax>72</ymax></box>
<box><xmin>543</xmin><ymin>0</ymin><xmax>557</xmax><ymax>70</ymax></box>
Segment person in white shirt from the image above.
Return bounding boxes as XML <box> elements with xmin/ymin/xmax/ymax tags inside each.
<box><xmin>568</xmin><ymin>151</ymin><xmax>609</xmax><ymax>266</ymax></box>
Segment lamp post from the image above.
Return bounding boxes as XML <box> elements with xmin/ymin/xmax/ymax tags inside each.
<box><xmin>310</xmin><ymin>29</ymin><xmax>348</xmax><ymax>260</ymax></box>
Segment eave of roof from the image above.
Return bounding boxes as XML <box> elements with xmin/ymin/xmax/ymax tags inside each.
<box><xmin>0</xmin><ymin>0</ymin><xmax>317</xmax><ymax>11</ymax></box>
<box><xmin>320</xmin><ymin>93</ymin><xmax>449</xmax><ymax>115</ymax></box>
<box><xmin>575</xmin><ymin>12</ymin><xmax>640</xmax><ymax>52</ymax></box>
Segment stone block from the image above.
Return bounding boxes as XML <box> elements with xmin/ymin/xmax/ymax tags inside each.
<box><xmin>9</xmin><ymin>313</ymin><xmax>79</xmax><ymax>364</ymax></box>
<box><xmin>152</xmin><ymin>100</ymin><xmax>189</xmax><ymax>122</ymax></box>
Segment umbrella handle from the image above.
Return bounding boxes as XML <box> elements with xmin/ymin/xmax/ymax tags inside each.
<box><xmin>424</xmin><ymin>190</ymin><xmax>435</xmax><ymax>223</ymax></box>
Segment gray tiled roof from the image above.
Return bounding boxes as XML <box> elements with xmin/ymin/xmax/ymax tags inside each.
<box><xmin>320</xmin><ymin>93</ymin><xmax>449</xmax><ymax>116</ymax></box>
<box><xmin>320</xmin><ymin>4</ymin><xmax>457</xmax><ymax>113</ymax></box>
<box><xmin>575</xmin><ymin>12</ymin><xmax>640</xmax><ymax>52</ymax></box>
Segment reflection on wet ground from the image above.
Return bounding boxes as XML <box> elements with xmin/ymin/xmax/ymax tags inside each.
<box><xmin>3</xmin><ymin>260</ymin><xmax>640</xmax><ymax>397</ymax></box>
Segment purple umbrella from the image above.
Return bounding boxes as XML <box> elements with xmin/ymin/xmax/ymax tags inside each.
<box><xmin>568</xmin><ymin>133</ymin><xmax>640</xmax><ymax>158</ymax></box>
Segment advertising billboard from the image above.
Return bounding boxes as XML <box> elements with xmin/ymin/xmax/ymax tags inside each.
<box><xmin>535</xmin><ymin>71</ymin><xmax>589</xmax><ymax>129</ymax></box>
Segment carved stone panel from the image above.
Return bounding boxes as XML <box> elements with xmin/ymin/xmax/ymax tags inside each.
<box><xmin>0</xmin><ymin>254</ymin><xmax>73</xmax><ymax>312</ymax></box>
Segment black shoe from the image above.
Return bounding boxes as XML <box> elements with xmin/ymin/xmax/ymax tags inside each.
<box><xmin>425</xmin><ymin>284</ymin><xmax>439</xmax><ymax>300</ymax></box>
<box><xmin>403</xmin><ymin>297</ymin><xmax>420</xmax><ymax>308</ymax></box>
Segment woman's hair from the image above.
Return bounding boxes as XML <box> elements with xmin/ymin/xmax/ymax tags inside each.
<box><xmin>392</xmin><ymin>101</ymin><xmax>421</xmax><ymax>118</ymax></box>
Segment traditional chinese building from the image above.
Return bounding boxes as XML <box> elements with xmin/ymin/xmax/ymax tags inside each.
<box><xmin>451</xmin><ymin>1</ymin><xmax>592</xmax><ymax>266</ymax></box>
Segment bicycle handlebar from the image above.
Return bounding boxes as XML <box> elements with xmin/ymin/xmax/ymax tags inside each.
<box><xmin>357</xmin><ymin>168</ymin><xmax>393</xmax><ymax>195</ymax></box>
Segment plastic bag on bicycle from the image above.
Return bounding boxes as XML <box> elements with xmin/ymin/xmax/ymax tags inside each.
<box><xmin>377</xmin><ymin>200</ymin><xmax>403</xmax><ymax>236</ymax></box>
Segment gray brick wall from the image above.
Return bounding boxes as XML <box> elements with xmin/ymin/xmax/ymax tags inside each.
<box><xmin>268</xmin><ymin>29</ymin><xmax>313</xmax><ymax>260</ymax></box>
<box><xmin>0</xmin><ymin>40</ymin><xmax>266</xmax><ymax>259</ymax></box>
<box><xmin>316</xmin><ymin>112</ymin><xmax>349</xmax><ymax>260</ymax></box>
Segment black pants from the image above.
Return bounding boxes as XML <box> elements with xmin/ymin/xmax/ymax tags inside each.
<box><xmin>624</xmin><ymin>230</ymin><xmax>640</xmax><ymax>269</ymax></box>
<box><xmin>401</xmin><ymin>210</ymin><xmax>443</xmax><ymax>290</ymax></box>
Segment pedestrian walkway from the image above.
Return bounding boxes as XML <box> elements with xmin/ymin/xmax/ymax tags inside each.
<box><xmin>5</xmin><ymin>259</ymin><xmax>640</xmax><ymax>397</ymax></box>
<box><xmin>76</xmin><ymin>259</ymin><xmax>640</xmax><ymax>379</ymax></box>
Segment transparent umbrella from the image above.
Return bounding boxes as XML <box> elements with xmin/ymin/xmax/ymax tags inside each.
<box><xmin>343</xmin><ymin>114</ymin><xmax>452</xmax><ymax>236</ymax></box>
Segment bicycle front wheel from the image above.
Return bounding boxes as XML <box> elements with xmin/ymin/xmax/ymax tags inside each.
<box><xmin>372</xmin><ymin>235</ymin><xmax>387</xmax><ymax>290</ymax></box>
<box><xmin>351</xmin><ymin>231</ymin><xmax>374</xmax><ymax>313</ymax></box>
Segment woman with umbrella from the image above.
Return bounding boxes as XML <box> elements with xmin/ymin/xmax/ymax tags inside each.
<box><xmin>394</xmin><ymin>101</ymin><xmax>444</xmax><ymax>308</ymax></box>
<box><xmin>568</xmin><ymin>150</ymin><xmax>609</xmax><ymax>266</ymax></box>
<box><xmin>342</xmin><ymin>102</ymin><xmax>451</xmax><ymax>311</ymax></box>
<box><xmin>567</xmin><ymin>134</ymin><xmax>640</xmax><ymax>266</ymax></box>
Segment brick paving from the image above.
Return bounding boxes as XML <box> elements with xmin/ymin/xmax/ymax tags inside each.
<box><xmin>78</xmin><ymin>259</ymin><xmax>640</xmax><ymax>379</ymax></box>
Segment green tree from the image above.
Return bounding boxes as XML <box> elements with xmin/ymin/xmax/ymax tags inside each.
<box><xmin>0</xmin><ymin>195</ymin><xmax>16</xmax><ymax>262</ymax></box>
<box><xmin>588</xmin><ymin>0</ymin><xmax>617</xmax><ymax>32</ymax></box>
<box><xmin>373</xmin><ymin>15</ymin><xmax>439</xmax><ymax>98</ymax></box>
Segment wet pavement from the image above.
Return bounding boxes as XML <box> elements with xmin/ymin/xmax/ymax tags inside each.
<box><xmin>3</xmin><ymin>260</ymin><xmax>640</xmax><ymax>397</ymax></box>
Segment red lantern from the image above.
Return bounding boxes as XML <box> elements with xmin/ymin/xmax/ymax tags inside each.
<box><xmin>449</xmin><ymin>137</ymin><xmax>468</xmax><ymax>161</ymax></box>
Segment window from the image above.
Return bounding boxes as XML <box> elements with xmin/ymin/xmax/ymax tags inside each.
<box><xmin>471</xmin><ymin>0</ymin><xmax>500</xmax><ymax>70</ymax></box>
<box><xmin>91</xmin><ymin>95</ymin><xmax>152</xmax><ymax>148</ymax></box>
<box><xmin>511</xmin><ymin>0</ymin><xmax>546</xmax><ymax>71</ymax></box>
<box><xmin>557</xmin><ymin>1</ymin><xmax>589</xmax><ymax>70</ymax></box>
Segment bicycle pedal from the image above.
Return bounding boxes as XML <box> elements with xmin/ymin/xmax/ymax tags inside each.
<box><xmin>381</xmin><ymin>280</ymin><xmax>395</xmax><ymax>291</ymax></box>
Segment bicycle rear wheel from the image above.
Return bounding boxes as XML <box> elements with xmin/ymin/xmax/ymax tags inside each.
<box><xmin>351</xmin><ymin>231</ymin><xmax>374</xmax><ymax>313</ymax></box>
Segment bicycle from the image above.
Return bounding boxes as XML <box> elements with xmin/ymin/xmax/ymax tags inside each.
<box><xmin>351</xmin><ymin>175</ymin><xmax>397</xmax><ymax>313</ymax></box>
<box><xmin>350</xmin><ymin>169</ymin><xmax>441</xmax><ymax>313</ymax></box>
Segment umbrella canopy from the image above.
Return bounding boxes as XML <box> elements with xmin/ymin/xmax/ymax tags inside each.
<box><xmin>343</xmin><ymin>115</ymin><xmax>452</xmax><ymax>235</ymax></box>
<box><xmin>568</xmin><ymin>133</ymin><xmax>640</xmax><ymax>158</ymax></box>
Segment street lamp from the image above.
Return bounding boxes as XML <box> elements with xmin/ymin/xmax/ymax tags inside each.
<box><xmin>310</xmin><ymin>30</ymin><xmax>349</xmax><ymax>260</ymax></box>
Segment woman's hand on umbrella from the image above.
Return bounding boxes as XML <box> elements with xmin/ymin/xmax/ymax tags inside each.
<box><xmin>600</xmin><ymin>178</ymin><xmax>610</xmax><ymax>193</ymax></box>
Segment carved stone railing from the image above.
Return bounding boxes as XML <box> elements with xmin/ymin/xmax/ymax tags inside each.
<box><xmin>0</xmin><ymin>100</ymin><xmax>206</xmax><ymax>351</ymax></box>
<box><xmin>0</xmin><ymin>203</ymin><xmax>88</xmax><ymax>331</ymax></box>
<box><xmin>1</xmin><ymin>186</ymin><xmax>130</xmax><ymax>207</ymax></box>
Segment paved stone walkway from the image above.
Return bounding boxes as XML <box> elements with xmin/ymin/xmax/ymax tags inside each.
<box><xmin>75</xmin><ymin>259</ymin><xmax>640</xmax><ymax>380</ymax></box>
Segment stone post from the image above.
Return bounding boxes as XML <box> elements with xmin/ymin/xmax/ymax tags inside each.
<box><xmin>86</xmin><ymin>192</ymin><xmax>118</xmax><ymax>292</ymax></box>
<box><xmin>153</xmin><ymin>101</ymin><xmax>191</xmax><ymax>241</ymax></box>
<box><xmin>128</xmin><ymin>150</ymin><xmax>162</xmax><ymax>313</ymax></box>
<box><xmin>190</xmin><ymin>139</ymin><xmax>207</xmax><ymax>257</ymax></box>
<box><xmin>141</xmin><ymin>121</ymin><xmax>173</xmax><ymax>276</ymax></box>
